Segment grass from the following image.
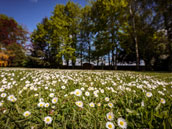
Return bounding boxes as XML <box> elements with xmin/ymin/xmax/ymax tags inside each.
<box><xmin>0</xmin><ymin>68</ymin><xmax>172</xmax><ymax>129</ymax></box>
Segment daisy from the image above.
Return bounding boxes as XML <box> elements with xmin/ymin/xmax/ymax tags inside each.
<box><xmin>106</xmin><ymin>112</ymin><xmax>114</xmax><ymax>121</ymax></box>
<box><xmin>61</xmin><ymin>86</ymin><xmax>66</xmax><ymax>89</ymax></box>
<box><xmin>117</xmin><ymin>117</ymin><xmax>127</xmax><ymax>129</ymax></box>
<box><xmin>7</xmin><ymin>95</ymin><xmax>17</xmax><ymax>102</ymax></box>
<box><xmin>160</xmin><ymin>98</ymin><xmax>166</xmax><ymax>104</ymax></box>
<box><xmin>89</xmin><ymin>102</ymin><xmax>95</xmax><ymax>107</ymax></box>
<box><xmin>49</xmin><ymin>93</ymin><xmax>54</xmax><ymax>98</ymax></box>
<box><xmin>44</xmin><ymin>116</ymin><xmax>52</xmax><ymax>124</ymax></box>
<box><xmin>141</xmin><ymin>101</ymin><xmax>144</xmax><ymax>107</ymax></box>
<box><xmin>146</xmin><ymin>92</ymin><xmax>152</xmax><ymax>97</ymax></box>
<box><xmin>52</xmin><ymin>97</ymin><xmax>58</xmax><ymax>104</ymax></box>
<box><xmin>105</xmin><ymin>97</ymin><xmax>110</xmax><ymax>102</ymax></box>
<box><xmin>75</xmin><ymin>101</ymin><xmax>83</xmax><ymax>108</ymax></box>
<box><xmin>85</xmin><ymin>91</ymin><xmax>90</xmax><ymax>96</ymax></box>
<box><xmin>74</xmin><ymin>89</ymin><xmax>82</xmax><ymax>96</ymax></box>
<box><xmin>44</xmin><ymin>103</ymin><xmax>50</xmax><ymax>108</ymax></box>
<box><xmin>23</xmin><ymin>111</ymin><xmax>31</xmax><ymax>117</ymax></box>
<box><xmin>108</xmin><ymin>103</ymin><xmax>113</xmax><ymax>108</ymax></box>
<box><xmin>97</xmin><ymin>103</ymin><xmax>101</xmax><ymax>106</ymax></box>
<box><xmin>106</xmin><ymin>122</ymin><xmax>115</xmax><ymax>129</ymax></box>
<box><xmin>38</xmin><ymin>102</ymin><xmax>45</xmax><ymax>107</ymax></box>
<box><xmin>0</xmin><ymin>88</ymin><xmax>5</xmax><ymax>92</ymax></box>
<box><xmin>1</xmin><ymin>93</ymin><xmax>7</xmax><ymax>98</ymax></box>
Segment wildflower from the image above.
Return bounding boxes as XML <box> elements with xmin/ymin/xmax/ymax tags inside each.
<box><xmin>74</xmin><ymin>89</ymin><xmax>82</xmax><ymax>96</ymax></box>
<box><xmin>39</xmin><ymin>98</ymin><xmax>44</xmax><ymax>102</ymax></box>
<box><xmin>160</xmin><ymin>98</ymin><xmax>166</xmax><ymax>104</ymax></box>
<box><xmin>44</xmin><ymin>116</ymin><xmax>52</xmax><ymax>124</ymax></box>
<box><xmin>141</xmin><ymin>101</ymin><xmax>144</xmax><ymax>107</ymax></box>
<box><xmin>97</xmin><ymin>103</ymin><xmax>101</xmax><ymax>106</ymax></box>
<box><xmin>85</xmin><ymin>91</ymin><xmax>90</xmax><ymax>96</ymax></box>
<box><xmin>106</xmin><ymin>112</ymin><xmax>114</xmax><ymax>121</ymax></box>
<box><xmin>38</xmin><ymin>102</ymin><xmax>45</xmax><ymax>107</ymax></box>
<box><xmin>61</xmin><ymin>86</ymin><xmax>66</xmax><ymax>89</ymax></box>
<box><xmin>1</xmin><ymin>93</ymin><xmax>7</xmax><ymax>98</ymax></box>
<box><xmin>44</xmin><ymin>103</ymin><xmax>50</xmax><ymax>108</ymax></box>
<box><xmin>106</xmin><ymin>122</ymin><xmax>115</xmax><ymax>129</ymax></box>
<box><xmin>7</xmin><ymin>95</ymin><xmax>17</xmax><ymax>102</ymax></box>
<box><xmin>146</xmin><ymin>92</ymin><xmax>152</xmax><ymax>97</ymax></box>
<box><xmin>89</xmin><ymin>102</ymin><xmax>95</xmax><ymax>107</ymax></box>
<box><xmin>75</xmin><ymin>101</ymin><xmax>83</xmax><ymax>108</ymax></box>
<box><xmin>0</xmin><ymin>88</ymin><xmax>5</xmax><ymax>92</ymax></box>
<box><xmin>49</xmin><ymin>93</ymin><xmax>54</xmax><ymax>98</ymax></box>
<box><xmin>117</xmin><ymin>117</ymin><xmax>127</xmax><ymax>129</ymax></box>
<box><xmin>105</xmin><ymin>97</ymin><xmax>110</xmax><ymax>102</ymax></box>
<box><xmin>108</xmin><ymin>103</ymin><xmax>113</xmax><ymax>108</ymax></box>
<box><xmin>23</xmin><ymin>111</ymin><xmax>31</xmax><ymax>117</ymax></box>
<box><xmin>52</xmin><ymin>97</ymin><xmax>58</xmax><ymax>104</ymax></box>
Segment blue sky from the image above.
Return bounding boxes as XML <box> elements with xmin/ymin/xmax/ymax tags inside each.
<box><xmin>0</xmin><ymin>0</ymin><xmax>87</xmax><ymax>32</ymax></box>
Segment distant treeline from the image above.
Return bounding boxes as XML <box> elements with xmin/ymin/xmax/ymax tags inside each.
<box><xmin>0</xmin><ymin>0</ymin><xmax>172</xmax><ymax>71</ymax></box>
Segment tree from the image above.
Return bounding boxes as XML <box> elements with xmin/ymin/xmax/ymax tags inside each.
<box><xmin>0</xmin><ymin>14</ymin><xmax>28</xmax><ymax>66</ymax></box>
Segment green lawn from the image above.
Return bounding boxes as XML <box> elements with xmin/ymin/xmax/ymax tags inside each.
<box><xmin>0</xmin><ymin>69</ymin><xmax>172</xmax><ymax>129</ymax></box>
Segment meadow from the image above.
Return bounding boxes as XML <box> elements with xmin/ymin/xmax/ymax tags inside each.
<box><xmin>0</xmin><ymin>69</ymin><xmax>172</xmax><ymax>129</ymax></box>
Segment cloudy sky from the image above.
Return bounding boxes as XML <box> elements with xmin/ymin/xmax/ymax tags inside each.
<box><xmin>0</xmin><ymin>0</ymin><xmax>87</xmax><ymax>32</ymax></box>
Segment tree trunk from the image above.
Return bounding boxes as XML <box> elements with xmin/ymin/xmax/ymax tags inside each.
<box><xmin>111</xmin><ymin>49</ymin><xmax>114</xmax><ymax>69</ymax></box>
<box><xmin>114</xmin><ymin>46</ymin><xmax>118</xmax><ymax>70</ymax></box>
<box><xmin>130</xmin><ymin>1</ymin><xmax>140</xmax><ymax>71</ymax></box>
<box><xmin>108</xmin><ymin>52</ymin><xmax>111</xmax><ymax>67</ymax></box>
<box><xmin>88</xmin><ymin>41</ymin><xmax>91</xmax><ymax>64</ymax></box>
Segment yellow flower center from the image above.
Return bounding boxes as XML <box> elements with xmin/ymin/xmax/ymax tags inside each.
<box><xmin>108</xmin><ymin>124</ymin><xmax>112</xmax><ymax>128</ymax></box>
<box><xmin>40</xmin><ymin>104</ymin><xmax>43</xmax><ymax>106</ymax></box>
<box><xmin>161</xmin><ymin>99</ymin><xmax>164</xmax><ymax>103</ymax></box>
<box><xmin>120</xmin><ymin>121</ymin><xmax>124</xmax><ymax>126</ymax></box>
<box><xmin>76</xmin><ymin>91</ymin><xmax>80</xmax><ymax>95</ymax></box>
<box><xmin>108</xmin><ymin>115</ymin><xmax>112</xmax><ymax>119</ymax></box>
<box><xmin>46</xmin><ymin>118</ymin><xmax>50</xmax><ymax>122</ymax></box>
<box><xmin>25</xmin><ymin>113</ymin><xmax>29</xmax><ymax>116</ymax></box>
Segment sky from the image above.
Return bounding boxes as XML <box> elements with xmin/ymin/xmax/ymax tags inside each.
<box><xmin>0</xmin><ymin>0</ymin><xmax>87</xmax><ymax>32</ymax></box>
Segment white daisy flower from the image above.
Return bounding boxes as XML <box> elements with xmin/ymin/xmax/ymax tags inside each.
<box><xmin>97</xmin><ymin>103</ymin><xmax>101</xmax><ymax>106</ymax></box>
<box><xmin>38</xmin><ymin>102</ymin><xmax>45</xmax><ymax>107</ymax></box>
<box><xmin>44</xmin><ymin>103</ymin><xmax>50</xmax><ymax>108</ymax></box>
<box><xmin>146</xmin><ymin>92</ymin><xmax>152</xmax><ymax>97</ymax></box>
<box><xmin>75</xmin><ymin>101</ymin><xmax>83</xmax><ymax>108</ymax></box>
<box><xmin>52</xmin><ymin>97</ymin><xmax>58</xmax><ymax>104</ymax></box>
<box><xmin>117</xmin><ymin>117</ymin><xmax>127</xmax><ymax>129</ymax></box>
<box><xmin>7</xmin><ymin>95</ymin><xmax>17</xmax><ymax>102</ymax></box>
<box><xmin>141</xmin><ymin>101</ymin><xmax>144</xmax><ymax>107</ymax></box>
<box><xmin>105</xmin><ymin>97</ymin><xmax>110</xmax><ymax>102</ymax></box>
<box><xmin>85</xmin><ymin>91</ymin><xmax>90</xmax><ymax>96</ymax></box>
<box><xmin>1</xmin><ymin>93</ymin><xmax>7</xmax><ymax>98</ymax></box>
<box><xmin>106</xmin><ymin>112</ymin><xmax>114</xmax><ymax>121</ymax></box>
<box><xmin>23</xmin><ymin>111</ymin><xmax>31</xmax><ymax>117</ymax></box>
<box><xmin>49</xmin><ymin>93</ymin><xmax>54</xmax><ymax>98</ymax></box>
<box><xmin>160</xmin><ymin>98</ymin><xmax>166</xmax><ymax>104</ymax></box>
<box><xmin>0</xmin><ymin>88</ymin><xmax>5</xmax><ymax>92</ymax></box>
<box><xmin>106</xmin><ymin>122</ymin><xmax>115</xmax><ymax>129</ymax></box>
<box><xmin>44</xmin><ymin>116</ymin><xmax>52</xmax><ymax>124</ymax></box>
<box><xmin>108</xmin><ymin>103</ymin><xmax>113</xmax><ymax>108</ymax></box>
<box><xmin>61</xmin><ymin>86</ymin><xmax>66</xmax><ymax>89</ymax></box>
<box><xmin>74</xmin><ymin>89</ymin><xmax>82</xmax><ymax>96</ymax></box>
<box><xmin>89</xmin><ymin>102</ymin><xmax>95</xmax><ymax>107</ymax></box>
